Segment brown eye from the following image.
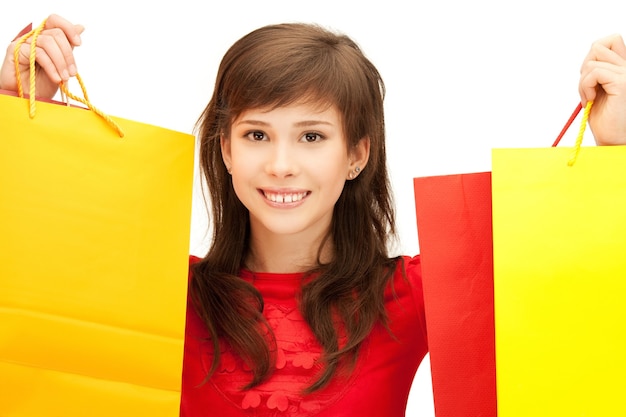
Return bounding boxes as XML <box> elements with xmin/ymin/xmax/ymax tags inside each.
<box><xmin>246</xmin><ymin>131</ymin><xmax>266</xmax><ymax>141</ymax></box>
<box><xmin>302</xmin><ymin>132</ymin><xmax>323</xmax><ymax>143</ymax></box>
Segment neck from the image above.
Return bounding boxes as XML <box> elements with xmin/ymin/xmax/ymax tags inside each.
<box><xmin>246</xmin><ymin>229</ymin><xmax>332</xmax><ymax>274</ymax></box>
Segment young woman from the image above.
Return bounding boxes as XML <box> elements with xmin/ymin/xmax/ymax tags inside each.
<box><xmin>180</xmin><ymin>21</ymin><xmax>428</xmax><ymax>416</ymax></box>
<box><xmin>2</xmin><ymin>14</ymin><xmax>626</xmax><ymax>417</ymax></box>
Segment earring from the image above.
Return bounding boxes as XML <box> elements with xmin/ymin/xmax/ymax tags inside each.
<box><xmin>348</xmin><ymin>166</ymin><xmax>361</xmax><ymax>180</ymax></box>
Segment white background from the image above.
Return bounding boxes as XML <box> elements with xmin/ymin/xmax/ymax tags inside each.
<box><xmin>2</xmin><ymin>1</ymin><xmax>625</xmax><ymax>415</ymax></box>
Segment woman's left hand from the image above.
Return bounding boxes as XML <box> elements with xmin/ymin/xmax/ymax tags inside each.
<box><xmin>579</xmin><ymin>33</ymin><xmax>626</xmax><ymax>146</ymax></box>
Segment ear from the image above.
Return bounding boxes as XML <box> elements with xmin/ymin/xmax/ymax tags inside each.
<box><xmin>347</xmin><ymin>136</ymin><xmax>370</xmax><ymax>179</ymax></box>
<box><xmin>220</xmin><ymin>133</ymin><xmax>232</xmax><ymax>172</ymax></box>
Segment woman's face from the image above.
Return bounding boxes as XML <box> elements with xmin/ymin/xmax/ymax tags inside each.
<box><xmin>222</xmin><ymin>101</ymin><xmax>366</xmax><ymax>243</ymax></box>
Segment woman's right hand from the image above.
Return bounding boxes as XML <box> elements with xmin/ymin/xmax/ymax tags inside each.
<box><xmin>0</xmin><ymin>14</ymin><xmax>84</xmax><ymax>99</ymax></box>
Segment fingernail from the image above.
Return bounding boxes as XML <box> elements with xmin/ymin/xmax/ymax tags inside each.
<box><xmin>74</xmin><ymin>36</ymin><xmax>82</xmax><ymax>46</ymax></box>
<box><xmin>62</xmin><ymin>69</ymin><xmax>70</xmax><ymax>80</ymax></box>
<box><xmin>68</xmin><ymin>64</ymin><xmax>77</xmax><ymax>76</ymax></box>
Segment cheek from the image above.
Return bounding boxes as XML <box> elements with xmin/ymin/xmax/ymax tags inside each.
<box><xmin>309</xmin><ymin>153</ymin><xmax>349</xmax><ymax>192</ymax></box>
<box><xmin>230</xmin><ymin>143</ymin><xmax>262</xmax><ymax>177</ymax></box>
<box><xmin>322</xmin><ymin>148</ymin><xmax>350</xmax><ymax>176</ymax></box>
<box><xmin>229</xmin><ymin>172</ymin><xmax>257</xmax><ymax>214</ymax></box>
<box><xmin>228</xmin><ymin>146</ymin><xmax>256</xmax><ymax>200</ymax></box>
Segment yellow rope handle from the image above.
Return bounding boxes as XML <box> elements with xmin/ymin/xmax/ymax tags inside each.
<box><xmin>60</xmin><ymin>75</ymin><xmax>124</xmax><ymax>137</ymax></box>
<box><xmin>567</xmin><ymin>101</ymin><xmax>593</xmax><ymax>166</ymax></box>
<box><xmin>13</xmin><ymin>19</ymin><xmax>46</xmax><ymax>114</ymax></box>
<box><xmin>12</xmin><ymin>18</ymin><xmax>124</xmax><ymax>137</ymax></box>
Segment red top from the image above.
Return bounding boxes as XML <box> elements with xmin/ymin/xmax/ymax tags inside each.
<box><xmin>180</xmin><ymin>256</ymin><xmax>428</xmax><ymax>416</ymax></box>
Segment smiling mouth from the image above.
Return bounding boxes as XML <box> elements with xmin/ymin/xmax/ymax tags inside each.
<box><xmin>262</xmin><ymin>191</ymin><xmax>310</xmax><ymax>203</ymax></box>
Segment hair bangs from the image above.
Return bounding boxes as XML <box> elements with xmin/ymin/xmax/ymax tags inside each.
<box><xmin>217</xmin><ymin>25</ymin><xmax>372</xmax><ymax>138</ymax></box>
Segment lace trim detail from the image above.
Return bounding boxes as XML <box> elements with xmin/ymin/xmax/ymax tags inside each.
<box><xmin>202</xmin><ymin>302</ymin><xmax>361</xmax><ymax>416</ymax></box>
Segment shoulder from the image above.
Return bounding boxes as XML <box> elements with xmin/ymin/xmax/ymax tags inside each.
<box><xmin>393</xmin><ymin>254</ymin><xmax>422</xmax><ymax>283</ymax></box>
<box><xmin>385</xmin><ymin>255</ymin><xmax>427</xmax><ymax>340</ymax></box>
<box><xmin>187</xmin><ymin>255</ymin><xmax>202</xmax><ymax>279</ymax></box>
<box><xmin>395</xmin><ymin>254</ymin><xmax>424</xmax><ymax>306</ymax></box>
<box><xmin>386</xmin><ymin>255</ymin><xmax>423</xmax><ymax>303</ymax></box>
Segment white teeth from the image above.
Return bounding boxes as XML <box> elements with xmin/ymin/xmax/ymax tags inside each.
<box><xmin>263</xmin><ymin>192</ymin><xmax>306</xmax><ymax>203</ymax></box>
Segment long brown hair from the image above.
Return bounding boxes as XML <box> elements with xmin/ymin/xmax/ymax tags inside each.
<box><xmin>191</xmin><ymin>22</ymin><xmax>399</xmax><ymax>392</ymax></box>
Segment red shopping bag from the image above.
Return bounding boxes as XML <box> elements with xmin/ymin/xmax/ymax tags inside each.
<box><xmin>413</xmin><ymin>172</ymin><xmax>496</xmax><ymax>417</ymax></box>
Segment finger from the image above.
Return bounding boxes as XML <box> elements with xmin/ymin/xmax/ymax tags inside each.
<box><xmin>579</xmin><ymin>62</ymin><xmax>623</xmax><ymax>103</ymax></box>
<box><xmin>591</xmin><ymin>33</ymin><xmax>626</xmax><ymax>60</ymax></box>
<box><xmin>49</xmin><ymin>27</ymin><xmax>80</xmax><ymax>77</ymax></box>
<box><xmin>581</xmin><ymin>37</ymin><xmax>626</xmax><ymax>77</ymax></box>
<box><xmin>28</xmin><ymin>31</ymin><xmax>73</xmax><ymax>81</ymax></box>
<box><xmin>44</xmin><ymin>14</ymin><xmax>83</xmax><ymax>46</ymax></box>
<box><xmin>15</xmin><ymin>41</ymin><xmax>62</xmax><ymax>84</ymax></box>
<box><xmin>35</xmin><ymin>23</ymin><xmax>84</xmax><ymax>80</ymax></box>
<box><xmin>34</xmin><ymin>45</ymin><xmax>63</xmax><ymax>84</ymax></box>
<box><xmin>579</xmin><ymin>35</ymin><xmax>626</xmax><ymax>105</ymax></box>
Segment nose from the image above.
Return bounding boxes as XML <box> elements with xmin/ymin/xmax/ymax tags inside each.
<box><xmin>265</xmin><ymin>140</ymin><xmax>297</xmax><ymax>178</ymax></box>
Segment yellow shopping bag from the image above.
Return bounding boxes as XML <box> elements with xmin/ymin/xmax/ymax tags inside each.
<box><xmin>0</xmin><ymin>21</ymin><xmax>195</xmax><ymax>417</ymax></box>
<box><xmin>492</xmin><ymin>103</ymin><xmax>626</xmax><ymax>416</ymax></box>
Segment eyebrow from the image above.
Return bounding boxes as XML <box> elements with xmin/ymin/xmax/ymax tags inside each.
<box><xmin>235</xmin><ymin>119</ymin><xmax>334</xmax><ymax>128</ymax></box>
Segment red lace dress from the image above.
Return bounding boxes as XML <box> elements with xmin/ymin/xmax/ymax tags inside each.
<box><xmin>180</xmin><ymin>256</ymin><xmax>427</xmax><ymax>416</ymax></box>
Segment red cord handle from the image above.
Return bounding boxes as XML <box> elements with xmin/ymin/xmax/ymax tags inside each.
<box><xmin>552</xmin><ymin>103</ymin><xmax>582</xmax><ymax>147</ymax></box>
